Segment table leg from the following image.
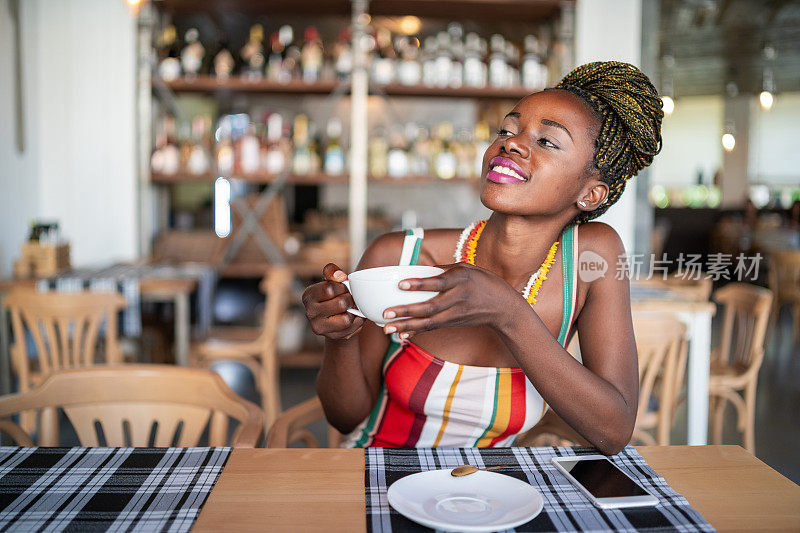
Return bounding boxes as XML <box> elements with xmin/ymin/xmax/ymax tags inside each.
<box><xmin>175</xmin><ymin>292</ymin><xmax>190</xmax><ymax>366</ymax></box>
<box><xmin>683</xmin><ymin>311</ymin><xmax>712</xmax><ymax>445</ymax></box>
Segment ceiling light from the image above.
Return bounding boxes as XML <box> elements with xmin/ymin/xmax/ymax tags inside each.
<box><xmin>661</xmin><ymin>96</ymin><xmax>675</xmax><ymax>115</ymax></box>
<box><xmin>759</xmin><ymin>91</ymin><xmax>774</xmax><ymax>111</ymax></box>
<box><xmin>721</xmin><ymin>133</ymin><xmax>735</xmax><ymax>152</ymax></box>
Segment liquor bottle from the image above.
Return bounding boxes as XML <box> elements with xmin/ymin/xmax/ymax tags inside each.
<box><xmin>488</xmin><ymin>34</ymin><xmax>508</xmax><ymax>88</ymax></box>
<box><xmin>421</xmin><ymin>37</ymin><xmax>438</xmax><ymax>87</ymax></box>
<box><xmin>368</xmin><ymin>128</ymin><xmax>388</xmax><ymax>179</ymax></box>
<box><xmin>240</xmin><ymin>25</ymin><xmax>266</xmax><ymax>80</ymax></box>
<box><xmin>506</xmin><ymin>41</ymin><xmax>521</xmax><ymax>86</ymax></box>
<box><xmin>187</xmin><ymin>115</ymin><xmax>211</xmax><ymax>175</ymax></box>
<box><xmin>463</xmin><ymin>33</ymin><xmax>486</xmax><ymax>88</ymax></box>
<box><xmin>151</xmin><ymin>115</ymin><xmax>168</xmax><ymax>174</ymax></box>
<box><xmin>323</xmin><ymin>118</ymin><xmax>346</xmax><ymax>175</ymax></box>
<box><xmin>180</xmin><ymin>28</ymin><xmax>204</xmax><ymax>79</ymax></box>
<box><xmin>292</xmin><ymin>114</ymin><xmax>312</xmax><ymax>175</ymax></box>
<box><xmin>447</xmin><ymin>23</ymin><xmax>464</xmax><ymax>88</ymax></box>
<box><xmin>212</xmin><ymin>35</ymin><xmax>236</xmax><ymax>81</ymax></box>
<box><xmin>279</xmin><ymin>25</ymin><xmax>298</xmax><ymax>83</ymax></box>
<box><xmin>522</xmin><ymin>35</ymin><xmax>547</xmax><ymax>90</ymax></box>
<box><xmin>267</xmin><ymin>32</ymin><xmax>284</xmax><ymax>82</ymax></box>
<box><xmin>263</xmin><ymin>113</ymin><xmax>287</xmax><ymax>174</ymax></box>
<box><xmin>161</xmin><ymin>115</ymin><xmax>180</xmax><ymax>175</ymax></box>
<box><xmin>237</xmin><ymin>123</ymin><xmax>261</xmax><ymax>175</ymax></box>
<box><xmin>333</xmin><ymin>28</ymin><xmax>353</xmax><ymax>80</ymax></box>
<box><xmin>372</xmin><ymin>28</ymin><xmax>396</xmax><ymax>85</ymax></box>
<box><xmin>301</xmin><ymin>26</ymin><xmax>324</xmax><ymax>83</ymax></box>
<box><xmin>216</xmin><ymin>116</ymin><xmax>235</xmax><ymax>175</ymax></box>
<box><xmin>434</xmin><ymin>31</ymin><xmax>452</xmax><ymax>88</ymax></box>
<box><xmin>396</xmin><ymin>36</ymin><xmax>421</xmax><ymax>86</ymax></box>
<box><xmin>434</xmin><ymin>122</ymin><xmax>457</xmax><ymax>180</ymax></box>
<box><xmin>158</xmin><ymin>25</ymin><xmax>181</xmax><ymax>81</ymax></box>
<box><xmin>473</xmin><ymin>121</ymin><xmax>491</xmax><ymax>178</ymax></box>
<box><xmin>410</xmin><ymin>125</ymin><xmax>430</xmax><ymax>176</ymax></box>
<box><xmin>387</xmin><ymin>126</ymin><xmax>409</xmax><ymax>178</ymax></box>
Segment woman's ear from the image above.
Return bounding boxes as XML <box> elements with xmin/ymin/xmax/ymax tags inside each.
<box><xmin>577</xmin><ymin>181</ymin><xmax>609</xmax><ymax>212</ymax></box>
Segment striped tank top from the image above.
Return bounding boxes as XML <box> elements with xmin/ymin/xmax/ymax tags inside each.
<box><xmin>343</xmin><ymin>224</ymin><xmax>579</xmax><ymax>448</ymax></box>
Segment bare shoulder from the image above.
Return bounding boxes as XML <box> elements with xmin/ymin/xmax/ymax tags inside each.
<box><xmin>577</xmin><ymin>221</ymin><xmax>626</xmax><ymax>260</ymax></box>
<box><xmin>357</xmin><ymin>228</ymin><xmax>462</xmax><ymax>269</ymax></box>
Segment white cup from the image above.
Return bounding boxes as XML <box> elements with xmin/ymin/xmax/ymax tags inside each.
<box><xmin>342</xmin><ymin>265</ymin><xmax>444</xmax><ymax>327</ymax></box>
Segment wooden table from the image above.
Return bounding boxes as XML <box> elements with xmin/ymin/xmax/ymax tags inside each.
<box><xmin>193</xmin><ymin>446</ymin><xmax>800</xmax><ymax>532</ymax></box>
<box><xmin>631</xmin><ymin>285</ymin><xmax>717</xmax><ymax>446</ymax></box>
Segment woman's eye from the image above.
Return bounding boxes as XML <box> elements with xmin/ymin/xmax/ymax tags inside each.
<box><xmin>496</xmin><ymin>129</ymin><xmax>514</xmax><ymax>137</ymax></box>
<box><xmin>538</xmin><ymin>138</ymin><xmax>558</xmax><ymax>149</ymax></box>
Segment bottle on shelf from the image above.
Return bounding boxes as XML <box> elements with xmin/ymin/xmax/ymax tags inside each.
<box><xmin>463</xmin><ymin>33</ymin><xmax>486</xmax><ymax>88</ymax></box>
<box><xmin>291</xmin><ymin>114</ymin><xmax>312</xmax><ymax>176</ymax></box>
<box><xmin>473</xmin><ymin>121</ymin><xmax>491</xmax><ymax>178</ymax></box>
<box><xmin>522</xmin><ymin>35</ymin><xmax>548</xmax><ymax>90</ymax></box>
<box><xmin>447</xmin><ymin>23</ymin><xmax>464</xmax><ymax>89</ymax></box>
<box><xmin>333</xmin><ymin>28</ymin><xmax>353</xmax><ymax>81</ymax></box>
<box><xmin>301</xmin><ymin>26</ymin><xmax>324</xmax><ymax>83</ymax></box>
<box><xmin>280</xmin><ymin>25</ymin><xmax>300</xmax><ymax>83</ymax></box>
<box><xmin>488</xmin><ymin>34</ymin><xmax>508</xmax><ymax>88</ymax></box>
<box><xmin>323</xmin><ymin>118</ymin><xmax>346</xmax><ymax>175</ymax></box>
<box><xmin>387</xmin><ymin>126</ymin><xmax>409</xmax><ymax>179</ymax></box>
<box><xmin>157</xmin><ymin>25</ymin><xmax>181</xmax><ymax>81</ymax></box>
<box><xmin>263</xmin><ymin>113</ymin><xmax>288</xmax><ymax>175</ymax></box>
<box><xmin>180</xmin><ymin>28</ymin><xmax>204</xmax><ymax>79</ymax></box>
<box><xmin>369</xmin><ymin>128</ymin><xmax>389</xmax><ymax>179</ymax></box>
<box><xmin>421</xmin><ymin>37</ymin><xmax>438</xmax><ymax>87</ymax></box>
<box><xmin>396</xmin><ymin>36</ymin><xmax>421</xmax><ymax>86</ymax></box>
<box><xmin>237</xmin><ymin>121</ymin><xmax>261</xmax><ymax>175</ymax></box>
<box><xmin>372</xmin><ymin>28</ymin><xmax>396</xmax><ymax>85</ymax></box>
<box><xmin>186</xmin><ymin>115</ymin><xmax>211</xmax><ymax>175</ymax></box>
<box><xmin>215</xmin><ymin>116</ymin><xmax>235</xmax><ymax>176</ymax></box>
<box><xmin>434</xmin><ymin>122</ymin><xmax>457</xmax><ymax>180</ymax></box>
<box><xmin>434</xmin><ymin>31</ymin><xmax>452</xmax><ymax>88</ymax></box>
<box><xmin>455</xmin><ymin>128</ymin><xmax>474</xmax><ymax>179</ymax></box>
<box><xmin>410</xmin><ymin>124</ymin><xmax>431</xmax><ymax>176</ymax></box>
<box><xmin>505</xmin><ymin>41</ymin><xmax>521</xmax><ymax>87</ymax></box>
<box><xmin>156</xmin><ymin>115</ymin><xmax>180</xmax><ymax>175</ymax></box>
<box><xmin>212</xmin><ymin>34</ymin><xmax>236</xmax><ymax>81</ymax></box>
<box><xmin>240</xmin><ymin>24</ymin><xmax>266</xmax><ymax>80</ymax></box>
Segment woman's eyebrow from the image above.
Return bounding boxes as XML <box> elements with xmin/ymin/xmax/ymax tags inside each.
<box><xmin>504</xmin><ymin>112</ymin><xmax>521</xmax><ymax>119</ymax></box>
<box><xmin>541</xmin><ymin>118</ymin><xmax>573</xmax><ymax>142</ymax></box>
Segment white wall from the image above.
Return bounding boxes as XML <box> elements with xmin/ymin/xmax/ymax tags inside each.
<box><xmin>749</xmin><ymin>92</ymin><xmax>800</xmax><ymax>185</ymax></box>
<box><xmin>575</xmin><ymin>0</ymin><xmax>642</xmax><ymax>253</ymax></box>
<box><xmin>650</xmin><ymin>96</ymin><xmax>724</xmax><ymax>186</ymax></box>
<box><xmin>0</xmin><ymin>0</ymin><xmax>137</xmax><ymax>276</ymax></box>
<box><xmin>0</xmin><ymin>0</ymin><xmax>41</xmax><ymax>276</ymax></box>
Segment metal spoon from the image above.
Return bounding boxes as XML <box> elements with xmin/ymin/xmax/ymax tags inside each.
<box><xmin>450</xmin><ymin>465</ymin><xmax>506</xmax><ymax>477</ymax></box>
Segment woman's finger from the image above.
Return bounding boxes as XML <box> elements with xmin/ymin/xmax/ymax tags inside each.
<box><xmin>305</xmin><ymin>293</ymin><xmax>355</xmax><ymax>320</ymax></box>
<box><xmin>384</xmin><ymin>308</ymin><xmax>459</xmax><ymax>338</ymax></box>
<box><xmin>382</xmin><ymin>291</ymin><xmax>457</xmax><ymax>321</ymax></box>
<box><xmin>397</xmin><ymin>267</ymin><xmax>466</xmax><ymax>292</ymax></box>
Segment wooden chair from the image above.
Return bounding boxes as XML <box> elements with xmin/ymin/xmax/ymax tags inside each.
<box><xmin>767</xmin><ymin>249</ymin><xmax>800</xmax><ymax>343</ymax></box>
<box><xmin>266</xmin><ymin>396</ymin><xmax>344</xmax><ymax>448</ymax></box>
<box><xmin>631</xmin><ymin>313</ymin><xmax>688</xmax><ymax>446</ymax></box>
<box><xmin>708</xmin><ymin>283</ymin><xmax>773</xmax><ymax>454</ymax></box>
<box><xmin>3</xmin><ymin>290</ymin><xmax>128</xmax><ymax>395</ymax></box>
<box><xmin>636</xmin><ymin>275</ymin><xmax>713</xmax><ymax>301</ymax></box>
<box><xmin>192</xmin><ymin>266</ymin><xmax>293</xmax><ymax>431</ymax></box>
<box><xmin>0</xmin><ymin>365</ymin><xmax>263</xmax><ymax>447</ymax></box>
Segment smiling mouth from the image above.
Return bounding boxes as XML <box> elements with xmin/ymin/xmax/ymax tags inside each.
<box><xmin>487</xmin><ymin>157</ymin><xmax>528</xmax><ymax>183</ymax></box>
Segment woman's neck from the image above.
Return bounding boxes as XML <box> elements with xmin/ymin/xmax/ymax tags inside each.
<box><xmin>476</xmin><ymin>213</ymin><xmax>570</xmax><ymax>287</ymax></box>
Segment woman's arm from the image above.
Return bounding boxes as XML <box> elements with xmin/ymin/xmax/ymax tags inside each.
<box><xmin>382</xmin><ymin>223</ymin><xmax>639</xmax><ymax>454</ymax></box>
<box><xmin>310</xmin><ymin>232</ymin><xmax>404</xmax><ymax>434</ymax></box>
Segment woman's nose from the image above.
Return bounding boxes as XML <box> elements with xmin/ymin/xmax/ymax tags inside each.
<box><xmin>504</xmin><ymin>134</ymin><xmax>530</xmax><ymax>159</ymax></box>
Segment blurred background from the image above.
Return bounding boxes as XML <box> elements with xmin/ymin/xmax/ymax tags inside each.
<box><xmin>0</xmin><ymin>0</ymin><xmax>798</xmax><ymax>479</ymax></box>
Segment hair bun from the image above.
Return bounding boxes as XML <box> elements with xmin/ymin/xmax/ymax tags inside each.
<box><xmin>556</xmin><ymin>61</ymin><xmax>664</xmax><ymax>223</ymax></box>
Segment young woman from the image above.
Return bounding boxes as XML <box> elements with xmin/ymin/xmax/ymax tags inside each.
<box><xmin>302</xmin><ymin>61</ymin><xmax>664</xmax><ymax>454</ymax></box>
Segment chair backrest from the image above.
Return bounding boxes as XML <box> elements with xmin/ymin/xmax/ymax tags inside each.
<box><xmin>712</xmin><ymin>283</ymin><xmax>773</xmax><ymax>373</ymax></box>
<box><xmin>632</xmin><ymin>312</ymin><xmax>688</xmax><ymax>445</ymax></box>
<box><xmin>3</xmin><ymin>290</ymin><xmax>128</xmax><ymax>391</ymax></box>
<box><xmin>253</xmin><ymin>266</ymin><xmax>294</xmax><ymax>428</ymax></box>
<box><xmin>768</xmin><ymin>249</ymin><xmax>800</xmax><ymax>301</ymax></box>
<box><xmin>0</xmin><ymin>365</ymin><xmax>263</xmax><ymax>447</ymax></box>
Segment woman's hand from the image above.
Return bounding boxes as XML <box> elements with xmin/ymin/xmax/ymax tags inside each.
<box><xmin>302</xmin><ymin>263</ymin><xmax>366</xmax><ymax>340</ymax></box>
<box><xmin>381</xmin><ymin>262</ymin><xmax>519</xmax><ymax>338</ymax></box>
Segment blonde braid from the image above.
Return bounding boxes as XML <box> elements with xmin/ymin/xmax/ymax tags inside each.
<box><xmin>554</xmin><ymin>61</ymin><xmax>664</xmax><ymax>223</ymax></box>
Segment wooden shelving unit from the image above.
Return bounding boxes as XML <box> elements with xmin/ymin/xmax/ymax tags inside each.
<box><xmin>164</xmin><ymin>76</ymin><xmax>533</xmax><ymax>100</ymax></box>
<box><xmin>151</xmin><ymin>171</ymin><xmax>478</xmax><ymax>186</ymax></box>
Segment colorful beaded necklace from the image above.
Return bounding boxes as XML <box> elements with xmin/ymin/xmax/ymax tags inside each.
<box><xmin>453</xmin><ymin>219</ymin><xmax>559</xmax><ymax>305</ymax></box>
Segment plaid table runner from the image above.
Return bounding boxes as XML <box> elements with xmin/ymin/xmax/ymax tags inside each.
<box><xmin>0</xmin><ymin>446</ymin><xmax>229</xmax><ymax>532</ymax></box>
<box><xmin>366</xmin><ymin>446</ymin><xmax>714</xmax><ymax>533</ymax></box>
<box><xmin>37</xmin><ymin>263</ymin><xmax>216</xmax><ymax>337</ymax></box>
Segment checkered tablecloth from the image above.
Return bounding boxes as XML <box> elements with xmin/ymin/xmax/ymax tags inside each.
<box><xmin>366</xmin><ymin>446</ymin><xmax>714</xmax><ymax>533</ymax></box>
<box><xmin>0</xmin><ymin>447</ymin><xmax>229</xmax><ymax>532</ymax></box>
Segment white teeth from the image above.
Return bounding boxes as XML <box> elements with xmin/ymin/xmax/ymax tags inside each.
<box><xmin>491</xmin><ymin>165</ymin><xmax>525</xmax><ymax>181</ymax></box>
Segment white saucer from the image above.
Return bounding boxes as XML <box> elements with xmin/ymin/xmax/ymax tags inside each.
<box><xmin>386</xmin><ymin>468</ymin><xmax>544</xmax><ymax>532</ymax></box>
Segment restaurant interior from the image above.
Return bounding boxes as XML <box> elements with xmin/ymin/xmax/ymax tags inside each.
<box><xmin>0</xmin><ymin>0</ymin><xmax>799</xmax><ymax>531</ymax></box>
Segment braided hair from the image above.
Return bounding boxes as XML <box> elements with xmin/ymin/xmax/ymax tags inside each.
<box><xmin>553</xmin><ymin>61</ymin><xmax>663</xmax><ymax>224</ymax></box>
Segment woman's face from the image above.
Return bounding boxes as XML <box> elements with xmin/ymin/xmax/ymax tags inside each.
<box><xmin>479</xmin><ymin>90</ymin><xmax>602</xmax><ymax>218</ymax></box>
